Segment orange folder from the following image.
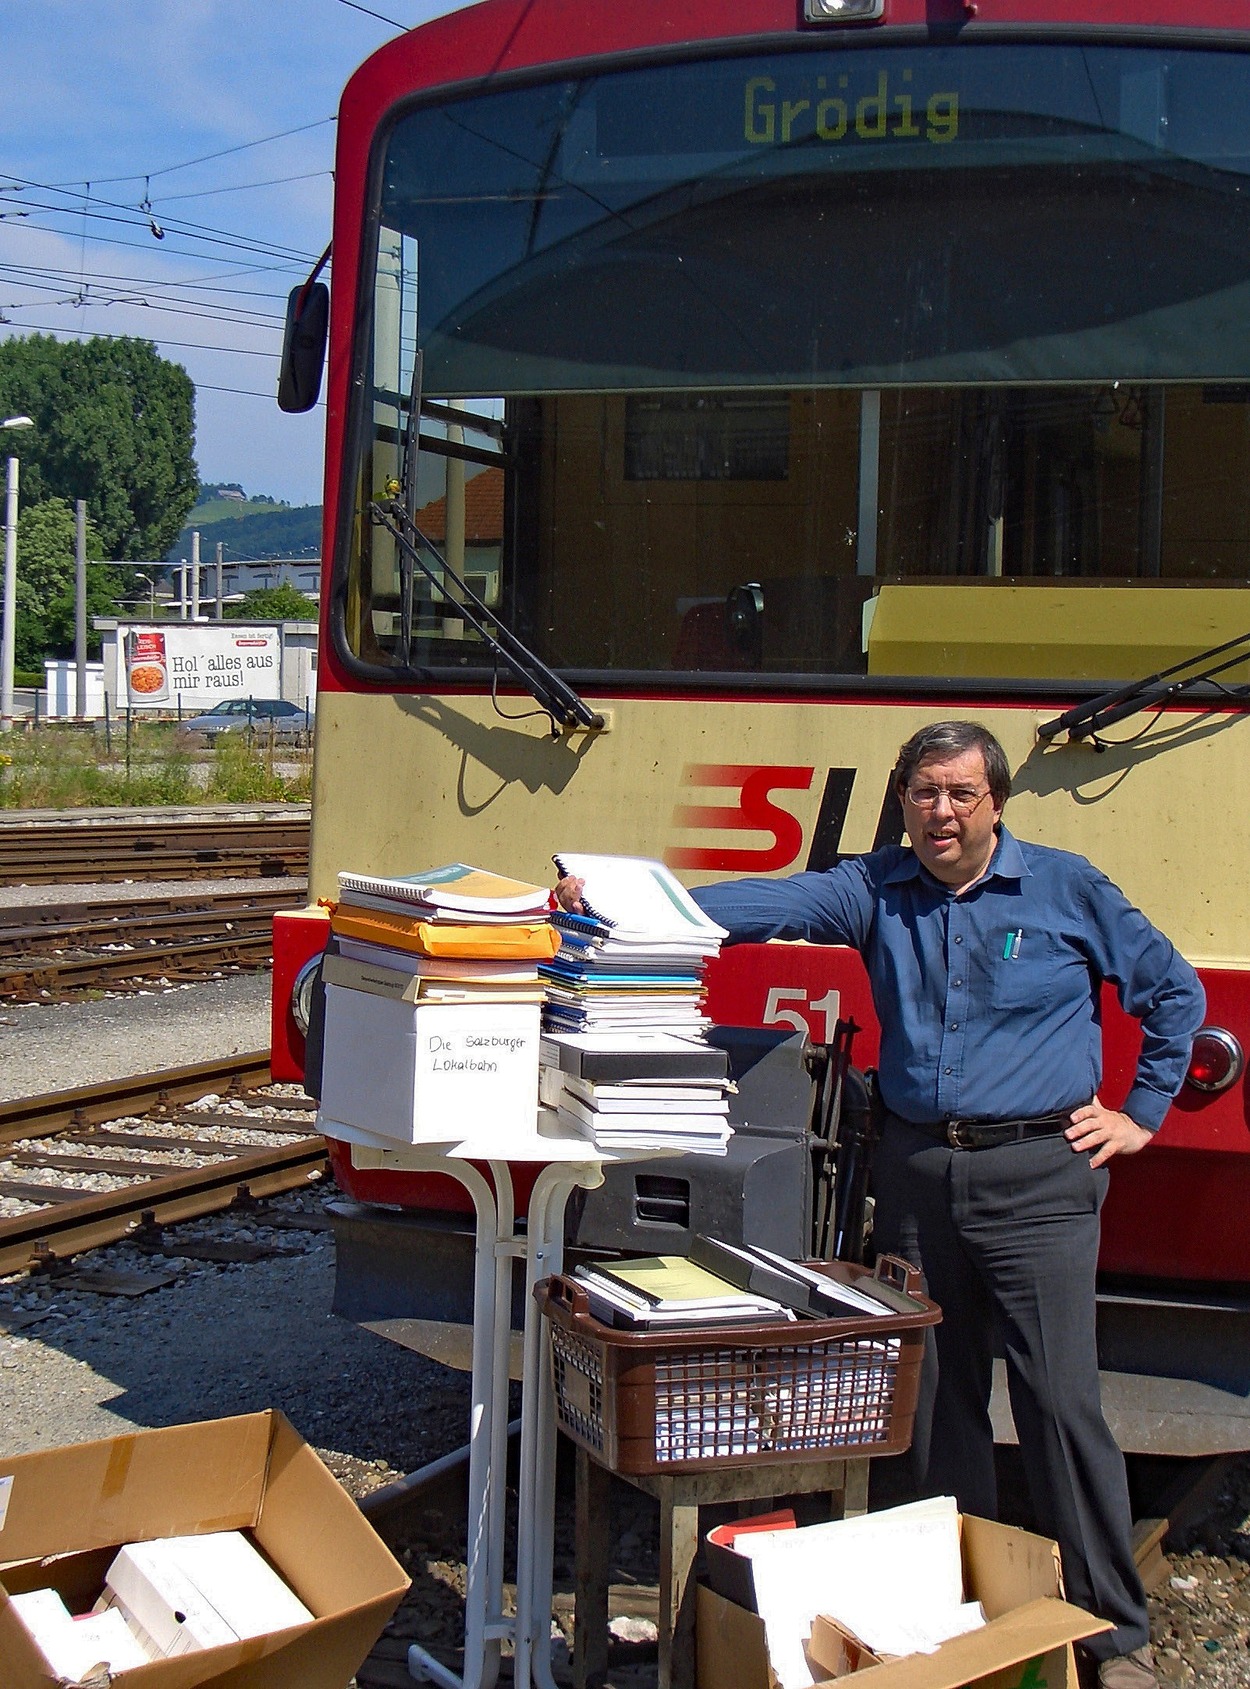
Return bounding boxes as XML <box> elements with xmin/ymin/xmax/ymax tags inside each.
<box><xmin>329</xmin><ymin>904</ymin><xmax>562</xmax><ymax>960</ymax></box>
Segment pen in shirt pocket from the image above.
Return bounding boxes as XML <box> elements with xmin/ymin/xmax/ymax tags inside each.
<box><xmin>1003</xmin><ymin>929</ymin><xmax>1023</xmax><ymax>960</ymax></box>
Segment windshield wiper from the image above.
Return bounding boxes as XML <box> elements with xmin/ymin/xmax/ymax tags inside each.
<box><xmin>375</xmin><ymin>351</ymin><xmax>602</xmax><ymax>736</ymax></box>
<box><xmin>369</xmin><ymin>495</ymin><xmax>604</xmax><ymax>736</ymax></box>
<box><xmin>1037</xmin><ymin>629</ymin><xmax>1250</xmax><ymax>746</ymax></box>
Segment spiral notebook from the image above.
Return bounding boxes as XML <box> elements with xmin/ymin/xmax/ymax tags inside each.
<box><xmin>551</xmin><ymin>853</ymin><xmax>726</xmax><ymax>942</ymax></box>
<box><xmin>337</xmin><ymin>862</ymin><xmax>552</xmax><ymax>917</ymax></box>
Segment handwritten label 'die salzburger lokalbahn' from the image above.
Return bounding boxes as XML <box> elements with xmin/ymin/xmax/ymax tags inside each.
<box><xmin>428</xmin><ymin>1031</ymin><xmax>531</xmax><ymax>1073</ymax></box>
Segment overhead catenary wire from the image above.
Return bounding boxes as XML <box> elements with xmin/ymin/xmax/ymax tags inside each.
<box><xmin>3</xmin><ymin>322</ymin><xmax>283</xmax><ymax>361</ymax></box>
<box><xmin>336</xmin><ymin>0</ymin><xmax>408</xmax><ymax>28</ymax></box>
<box><xmin>0</xmin><ymin>260</ymin><xmax>305</xmax><ymax>306</ymax></box>
<box><xmin>150</xmin><ymin>170</ymin><xmax>332</xmax><ymax>206</ymax></box>
<box><xmin>1</xmin><ymin>193</ymin><xmax>320</xmax><ymax>267</ymax></box>
<box><xmin>42</xmin><ymin>117</ymin><xmax>338</xmax><ymax>190</ymax></box>
<box><xmin>0</xmin><ymin>273</ymin><xmax>285</xmax><ymax>328</ymax></box>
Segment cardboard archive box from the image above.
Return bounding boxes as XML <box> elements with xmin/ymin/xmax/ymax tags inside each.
<box><xmin>320</xmin><ymin>985</ymin><xmax>540</xmax><ymax>1144</ymax></box>
<box><xmin>0</xmin><ymin>1410</ymin><xmax>409</xmax><ymax>1689</ymax></box>
<box><xmin>696</xmin><ymin>1514</ymin><xmax>1111</xmax><ymax>1689</ymax></box>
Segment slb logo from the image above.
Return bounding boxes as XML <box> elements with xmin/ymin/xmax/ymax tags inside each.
<box><xmin>665</xmin><ymin>764</ymin><xmax>901</xmax><ymax>873</ymax></box>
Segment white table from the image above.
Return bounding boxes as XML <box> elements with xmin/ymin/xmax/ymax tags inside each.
<box><xmin>332</xmin><ymin>1111</ymin><xmax>643</xmax><ymax>1689</ymax></box>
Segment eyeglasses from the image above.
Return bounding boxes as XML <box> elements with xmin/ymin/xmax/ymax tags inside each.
<box><xmin>904</xmin><ymin>784</ymin><xmax>991</xmax><ymax>817</ymax></box>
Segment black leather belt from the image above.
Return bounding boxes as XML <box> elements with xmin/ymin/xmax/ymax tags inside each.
<box><xmin>904</xmin><ymin>1111</ymin><xmax>1075</xmax><ymax>1150</ymax></box>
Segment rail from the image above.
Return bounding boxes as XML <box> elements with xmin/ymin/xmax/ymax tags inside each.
<box><xmin>0</xmin><ymin>815</ymin><xmax>309</xmax><ymax>885</ymax></box>
<box><xmin>0</xmin><ymin>885</ymin><xmax>304</xmax><ymax>997</ymax></box>
<box><xmin>0</xmin><ymin>1054</ymin><xmax>326</xmax><ymax>1273</ymax></box>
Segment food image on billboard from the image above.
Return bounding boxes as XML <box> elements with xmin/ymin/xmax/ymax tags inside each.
<box><xmin>125</xmin><ymin>629</ymin><xmax>171</xmax><ymax>704</ymax></box>
<box><xmin>121</xmin><ymin>626</ymin><xmax>283</xmax><ymax>709</ymax></box>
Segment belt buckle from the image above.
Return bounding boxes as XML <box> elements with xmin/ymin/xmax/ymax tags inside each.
<box><xmin>946</xmin><ymin>1120</ymin><xmax>976</xmax><ymax>1149</ymax></box>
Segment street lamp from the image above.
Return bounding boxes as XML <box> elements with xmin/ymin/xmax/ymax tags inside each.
<box><xmin>133</xmin><ymin>571</ymin><xmax>156</xmax><ymax>617</ymax></box>
<box><xmin>1</xmin><ymin>415</ymin><xmax>34</xmax><ymax>734</ymax></box>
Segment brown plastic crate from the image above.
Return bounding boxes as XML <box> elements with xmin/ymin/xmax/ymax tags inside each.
<box><xmin>537</xmin><ymin>1257</ymin><xmax>940</xmax><ymax>1476</ymax></box>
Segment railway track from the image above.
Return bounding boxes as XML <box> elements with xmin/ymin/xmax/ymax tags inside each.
<box><xmin>0</xmin><ymin>1054</ymin><xmax>326</xmax><ymax>1275</ymax></box>
<box><xmin>0</xmin><ymin>814</ymin><xmax>309</xmax><ymax>886</ymax></box>
<box><xmin>0</xmin><ymin>885</ymin><xmax>305</xmax><ymax>997</ymax></box>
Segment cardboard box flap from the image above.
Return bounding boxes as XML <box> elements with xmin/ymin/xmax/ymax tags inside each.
<box><xmin>809</xmin><ymin>1599</ymin><xmax>1112</xmax><ymax>1689</ymax></box>
<box><xmin>0</xmin><ymin>1416</ymin><xmax>272</xmax><ymax>1564</ymax></box>
<box><xmin>960</xmin><ymin>1516</ymin><xmax>1068</xmax><ymax>1619</ymax></box>
<box><xmin>250</xmin><ymin>1416</ymin><xmax>406</xmax><ymax>1616</ymax></box>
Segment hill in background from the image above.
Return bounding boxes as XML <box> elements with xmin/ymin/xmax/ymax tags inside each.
<box><xmin>168</xmin><ymin>482</ymin><xmax>322</xmax><ymax>562</ymax></box>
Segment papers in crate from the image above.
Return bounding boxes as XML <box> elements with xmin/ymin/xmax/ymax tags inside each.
<box><xmin>572</xmin><ymin>1256</ymin><xmax>794</xmax><ymax>1328</ymax></box>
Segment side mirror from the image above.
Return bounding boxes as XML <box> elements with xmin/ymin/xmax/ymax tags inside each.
<box><xmin>277</xmin><ymin>281</ymin><xmax>330</xmax><ymax>413</ymax></box>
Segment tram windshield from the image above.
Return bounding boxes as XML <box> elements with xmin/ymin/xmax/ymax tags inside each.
<box><xmin>340</xmin><ymin>40</ymin><xmax>1250</xmax><ymax>684</ymax></box>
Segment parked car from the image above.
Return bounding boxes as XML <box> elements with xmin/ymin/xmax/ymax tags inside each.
<box><xmin>183</xmin><ymin>698</ymin><xmax>314</xmax><ymax>744</ymax></box>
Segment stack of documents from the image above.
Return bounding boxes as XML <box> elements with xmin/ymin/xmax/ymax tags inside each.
<box><xmin>542</xmin><ymin>1029</ymin><xmax>734</xmax><ymax>1154</ymax></box>
<box><xmin>329</xmin><ymin>862</ymin><xmax>561</xmax><ymax>1002</ymax></box>
<box><xmin>730</xmin><ymin>1497</ymin><xmax>986</xmax><ymax>1689</ymax></box>
<box><xmin>544</xmin><ymin>853</ymin><xmax>726</xmax><ymax>1037</ymax></box>
<box><xmin>687</xmin><ymin>1238</ymin><xmax>923</xmax><ymax>1319</ymax></box>
<box><xmin>572</xmin><ymin>1255</ymin><xmax>794</xmax><ymax>1330</ymax></box>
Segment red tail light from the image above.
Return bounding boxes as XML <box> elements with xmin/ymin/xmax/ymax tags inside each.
<box><xmin>1185</xmin><ymin>1027</ymin><xmax>1244</xmax><ymax>1093</ymax></box>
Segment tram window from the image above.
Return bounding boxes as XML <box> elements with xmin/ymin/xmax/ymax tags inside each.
<box><xmin>340</xmin><ymin>41</ymin><xmax>1250</xmax><ymax>685</ymax></box>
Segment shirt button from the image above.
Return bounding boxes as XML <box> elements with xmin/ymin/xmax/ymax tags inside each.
<box><xmin>944</xmin><ymin>1067</ymin><xmax>953</xmax><ymax>1075</ymax></box>
<box><xmin>950</xmin><ymin>1023</ymin><xmax>959</xmax><ymax>1030</ymax></box>
<box><xmin>954</xmin><ymin>936</ymin><xmax>963</xmax><ymax>944</ymax></box>
<box><xmin>953</xmin><ymin>979</ymin><xmax>962</xmax><ymax>987</ymax></box>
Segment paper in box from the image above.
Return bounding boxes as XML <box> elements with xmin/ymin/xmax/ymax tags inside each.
<box><xmin>696</xmin><ymin>1515</ymin><xmax>1111</xmax><ymax>1689</ymax></box>
<box><xmin>320</xmin><ymin>986</ymin><xmax>540</xmax><ymax>1144</ymax></box>
<box><xmin>0</xmin><ymin>1409</ymin><xmax>409</xmax><ymax>1689</ymax></box>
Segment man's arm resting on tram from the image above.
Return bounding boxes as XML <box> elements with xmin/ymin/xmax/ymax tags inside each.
<box><xmin>691</xmin><ymin>862</ymin><xmax>874</xmax><ymax>948</ymax></box>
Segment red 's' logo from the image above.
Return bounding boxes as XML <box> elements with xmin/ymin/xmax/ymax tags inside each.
<box><xmin>665</xmin><ymin>764</ymin><xmax>814</xmax><ymax>872</ymax></box>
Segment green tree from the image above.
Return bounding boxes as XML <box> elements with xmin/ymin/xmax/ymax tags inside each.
<box><xmin>226</xmin><ymin>582</ymin><xmax>318</xmax><ymax>621</ymax></box>
<box><xmin>0</xmin><ymin>334</ymin><xmax>197</xmax><ymax>559</ymax></box>
<box><xmin>12</xmin><ymin>497</ymin><xmax>122</xmax><ymax>665</ymax></box>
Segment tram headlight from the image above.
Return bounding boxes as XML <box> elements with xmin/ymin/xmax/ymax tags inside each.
<box><xmin>1185</xmin><ymin>1026</ymin><xmax>1244</xmax><ymax>1093</ymax></box>
<box><xmin>290</xmin><ymin>954</ymin><xmax>323</xmax><ymax>1039</ymax></box>
<box><xmin>803</xmin><ymin>0</ymin><xmax>886</xmax><ymax>22</ymax></box>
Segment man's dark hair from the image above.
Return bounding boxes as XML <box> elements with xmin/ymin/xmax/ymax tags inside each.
<box><xmin>892</xmin><ymin>721</ymin><xmax>1012</xmax><ymax>809</ymax></box>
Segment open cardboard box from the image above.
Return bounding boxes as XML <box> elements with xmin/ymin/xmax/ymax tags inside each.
<box><xmin>697</xmin><ymin>1514</ymin><xmax>1111</xmax><ymax>1689</ymax></box>
<box><xmin>0</xmin><ymin>1410</ymin><xmax>410</xmax><ymax>1689</ymax></box>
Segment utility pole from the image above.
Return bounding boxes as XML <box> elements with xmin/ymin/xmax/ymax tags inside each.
<box><xmin>74</xmin><ymin>499</ymin><xmax>87</xmax><ymax>718</ymax></box>
<box><xmin>191</xmin><ymin>529</ymin><xmax>201</xmax><ymax>620</ymax></box>
<box><xmin>178</xmin><ymin>561</ymin><xmax>188</xmax><ymax>619</ymax></box>
<box><xmin>0</xmin><ymin>456</ymin><xmax>17</xmax><ymax>733</ymax></box>
<box><xmin>215</xmin><ymin>541</ymin><xmax>224</xmax><ymax>620</ymax></box>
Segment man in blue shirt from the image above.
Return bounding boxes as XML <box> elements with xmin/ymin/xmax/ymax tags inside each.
<box><xmin>688</xmin><ymin>720</ymin><xmax>1203</xmax><ymax>1689</ymax></box>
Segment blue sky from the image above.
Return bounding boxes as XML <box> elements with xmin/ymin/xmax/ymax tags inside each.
<box><xmin>0</xmin><ymin>0</ymin><xmax>459</xmax><ymax>512</ymax></box>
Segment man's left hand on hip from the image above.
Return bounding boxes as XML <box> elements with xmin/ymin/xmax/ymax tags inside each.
<box><xmin>1065</xmin><ymin>1098</ymin><xmax>1155</xmax><ymax>1167</ymax></box>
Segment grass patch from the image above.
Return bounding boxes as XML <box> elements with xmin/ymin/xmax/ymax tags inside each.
<box><xmin>0</xmin><ymin>722</ymin><xmax>310</xmax><ymax>808</ymax></box>
<box><xmin>204</xmin><ymin>733</ymin><xmax>311</xmax><ymax>803</ymax></box>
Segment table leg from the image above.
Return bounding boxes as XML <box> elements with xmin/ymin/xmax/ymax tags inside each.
<box><xmin>574</xmin><ymin>1448</ymin><xmax>611</xmax><ymax>1689</ymax></box>
<box><xmin>513</xmin><ymin>1161</ymin><xmax>603</xmax><ymax>1689</ymax></box>
<box><xmin>657</xmin><ymin>1492</ymin><xmax>700</xmax><ymax>1689</ymax></box>
<box><xmin>407</xmin><ymin>1161</ymin><xmax>503</xmax><ymax>1689</ymax></box>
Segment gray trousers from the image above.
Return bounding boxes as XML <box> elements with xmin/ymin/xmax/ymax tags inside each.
<box><xmin>872</xmin><ymin>1116</ymin><xmax>1148</xmax><ymax>1661</ymax></box>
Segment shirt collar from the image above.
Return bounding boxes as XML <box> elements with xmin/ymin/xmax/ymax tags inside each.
<box><xmin>883</xmin><ymin>825</ymin><xmax>1031</xmax><ymax>889</ymax></box>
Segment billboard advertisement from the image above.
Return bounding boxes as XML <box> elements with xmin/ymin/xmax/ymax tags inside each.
<box><xmin>121</xmin><ymin>624</ymin><xmax>282</xmax><ymax>710</ymax></box>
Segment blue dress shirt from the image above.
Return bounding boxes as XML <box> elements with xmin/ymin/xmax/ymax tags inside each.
<box><xmin>692</xmin><ymin>826</ymin><xmax>1204</xmax><ymax>1131</ymax></box>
